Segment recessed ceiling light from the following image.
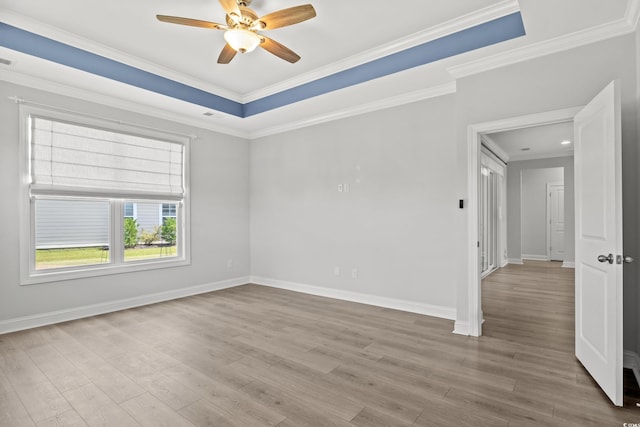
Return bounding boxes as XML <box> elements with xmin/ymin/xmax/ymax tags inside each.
<box><xmin>561</xmin><ymin>140</ymin><xmax>572</xmax><ymax>145</ymax></box>
<box><xmin>521</xmin><ymin>147</ymin><xmax>530</xmax><ymax>151</ymax></box>
<box><xmin>202</xmin><ymin>112</ymin><xmax>215</xmax><ymax>117</ymax></box>
<box><xmin>0</xmin><ymin>58</ymin><xmax>12</xmax><ymax>66</ymax></box>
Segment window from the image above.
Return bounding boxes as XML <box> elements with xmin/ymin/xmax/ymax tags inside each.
<box><xmin>124</xmin><ymin>202</ymin><xmax>135</xmax><ymax>218</ymax></box>
<box><xmin>162</xmin><ymin>203</ymin><xmax>177</xmax><ymax>222</ymax></box>
<box><xmin>20</xmin><ymin>106</ymin><xmax>190</xmax><ymax>284</ymax></box>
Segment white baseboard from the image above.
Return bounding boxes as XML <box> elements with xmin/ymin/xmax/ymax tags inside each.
<box><xmin>0</xmin><ymin>276</ymin><xmax>250</xmax><ymax>335</ymax></box>
<box><xmin>452</xmin><ymin>321</ymin><xmax>469</xmax><ymax>336</ymax></box>
<box><xmin>508</xmin><ymin>258</ymin><xmax>524</xmax><ymax>265</ymax></box>
<box><xmin>251</xmin><ymin>276</ymin><xmax>456</xmax><ymax>320</ymax></box>
<box><xmin>522</xmin><ymin>254</ymin><xmax>549</xmax><ymax>261</ymax></box>
<box><xmin>624</xmin><ymin>350</ymin><xmax>640</xmax><ymax>386</ymax></box>
<box><xmin>562</xmin><ymin>261</ymin><xmax>575</xmax><ymax>268</ymax></box>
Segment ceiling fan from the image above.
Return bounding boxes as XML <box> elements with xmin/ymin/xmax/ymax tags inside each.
<box><xmin>156</xmin><ymin>0</ymin><xmax>316</xmax><ymax>64</ymax></box>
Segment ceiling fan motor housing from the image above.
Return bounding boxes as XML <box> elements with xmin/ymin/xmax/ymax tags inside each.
<box><xmin>226</xmin><ymin>6</ymin><xmax>259</xmax><ymax>28</ymax></box>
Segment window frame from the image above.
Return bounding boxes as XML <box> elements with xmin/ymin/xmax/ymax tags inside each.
<box><xmin>19</xmin><ymin>105</ymin><xmax>191</xmax><ymax>285</ymax></box>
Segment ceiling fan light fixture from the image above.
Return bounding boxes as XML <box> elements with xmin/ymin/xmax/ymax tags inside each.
<box><xmin>224</xmin><ymin>28</ymin><xmax>261</xmax><ymax>53</ymax></box>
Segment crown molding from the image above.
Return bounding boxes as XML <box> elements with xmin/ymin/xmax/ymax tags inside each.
<box><xmin>0</xmin><ymin>9</ymin><xmax>242</xmax><ymax>103</ymax></box>
<box><xmin>0</xmin><ymin>68</ymin><xmax>249</xmax><ymax>139</ymax></box>
<box><xmin>248</xmin><ymin>82</ymin><xmax>457</xmax><ymax>140</ymax></box>
<box><xmin>448</xmin><ymin>7</ymin><xmax>638</xmax><ymax>79</ymax></box>
<box><xmin>241</xmin><ymin>0</ymin><xmax>519</xmax><ymax>102</ymax></box>
<box><xmin>2</xmin><ymin>67</ymin><xmax>457</xmax><ymax>141</ymax></box>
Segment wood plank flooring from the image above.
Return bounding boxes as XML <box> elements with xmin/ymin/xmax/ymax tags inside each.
<box><xmin>0</xmin><ymin>261</ymin><xmax>639</xmax><ymax>426</ymax></box>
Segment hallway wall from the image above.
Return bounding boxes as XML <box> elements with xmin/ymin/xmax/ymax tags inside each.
<box><xmin>506</xmin><ymin>162</ymin><xmax>570</xmax><ymax>263</ymax></box>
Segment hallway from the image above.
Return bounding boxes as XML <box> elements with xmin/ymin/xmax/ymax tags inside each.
<box><xmin>482</xmin><ymin>260</ymin><xmax>640</xmax><ymax>421</ymax></box>
<box><xmin>482</xmin><ymin>261</ymin><xmax>574</xmax><ymax>352</ymax></box>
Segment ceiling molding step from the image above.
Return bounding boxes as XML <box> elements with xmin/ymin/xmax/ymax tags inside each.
<box><xmin>241</xmin><ymin>0</ymin><xmax>519</xmax><ymax>103</ymax></box>
<box><xmin>0</xmin><ymin>68</ymin><xmax>250</xmax><ymax>139</ymax></box>
<box><xmin>480</xmin><ymin>134</ymin><xmax>510</xmax><ymax>162</ymax></box>
<box><xmin>448</xmin><ymin>17</ymin><xmax>635</xmax><ymax>79</ymax></box>
<box><xmin>248</xmin><ymin>82</ymin><xmax>457</xmax><ymax>140</ymax></box>
<box><xmin>0</xmin><ymin>9</ymin><xmax>242</xmax><ymax>103</ymax></box>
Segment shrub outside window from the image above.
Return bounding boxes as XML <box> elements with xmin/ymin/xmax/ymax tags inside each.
<box><xmin>20</xmin><ymin>105</ymin><xmax>190</xmax><ymax>284</ymax></box>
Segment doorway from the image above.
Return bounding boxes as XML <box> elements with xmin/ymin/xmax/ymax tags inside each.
<box><xmin>463</xmin><ymin>106</ymin><xmax>581</xmax><ymax>338</ymax></box>
<box><xmin>548</xmin><ymin>182</ymin><xmax>565</xmax><ymax>261</ymax></box>
<box><xmin>466</xmin><ymin>82</ymin><xmax>625</xmax><ymax>407</ymax></box>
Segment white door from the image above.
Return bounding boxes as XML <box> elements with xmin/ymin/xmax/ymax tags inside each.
<box><xmin>574</xmin><ymin>81</ymin><xmax>624</xmax><ymax>406</ymax></box>
<box><xmin>547</xmin><ymin>184</ymin><xmax>565</xmax><ymax>261</ymax></box>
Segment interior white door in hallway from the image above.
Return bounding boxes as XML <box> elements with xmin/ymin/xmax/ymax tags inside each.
<box><xmin>547</xmin><ymin>183</ymin><xmax>565</xmax><ymax>261</ymax></box>
<box><xmin>574</xmin><ymin>80</ymin><xmax>624</xmax><ymax>407</ymax></box>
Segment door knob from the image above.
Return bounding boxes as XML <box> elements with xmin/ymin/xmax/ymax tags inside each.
<box><xmin>598</xmin><ymin>254</ymin><xmax>614</xmax><ymax>264</ymax></box>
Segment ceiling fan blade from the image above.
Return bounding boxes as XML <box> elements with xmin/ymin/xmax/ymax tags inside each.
<box><xmin>218</xmin><ymin>43</ymin><xmax>237</xmax><ymax>64</ymax></box>
<box><xmin>156</xmin><ymin>15</ymin><xmax>227</xmax><ymax>30</ymax></box>
<box><xmin>219</xmin><ymin>0</ymin><xmax>242</xmax><ymax>22</ymax></box>
<box><xmin>260</xmin><ymin>36</ymin><xmax>301</xmax><ymax>63</ymax></box>
<box><xmin>253</xmin><ymin>4</ymin><xmax>316</xmax><ymax>30</ymax></box>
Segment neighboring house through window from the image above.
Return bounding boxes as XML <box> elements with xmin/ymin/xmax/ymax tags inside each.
<box><xmin>162</xmin><ymin>203</ymin><xmax>177</xmax><ymax>223</ymax></box>
<box><xmin>124</xmin><ymin>202</ymin><xmax>135</xmax><ymax>219</ymax></box>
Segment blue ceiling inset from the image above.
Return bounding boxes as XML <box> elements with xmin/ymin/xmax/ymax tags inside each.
<box><xmin>0</xmin><ymin>12</ymin><xmax>525</xmax><ymax>118</ymax></box>
<box><xmin>0</xmin><ymin>22</ymin><xmax>243</xmax><ymax>116</ymax></box>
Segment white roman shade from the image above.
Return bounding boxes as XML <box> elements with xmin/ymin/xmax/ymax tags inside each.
<box><xmin>30</xmin><ymin>116</ymin><xmax>184</xmax><ymax>200</ymax></box>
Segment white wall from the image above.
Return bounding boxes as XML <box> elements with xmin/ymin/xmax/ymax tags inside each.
<box><xmin>506</xmin><ymin>158</ymin><xmax>574</xmax><ymax>263</ymax></box>
<box><xmin>455</xmin><ymin>34</ymin><xmax>638</xmax><ymax>351</ymax></box>
<box><xmin>521</xmin><ymin>167</ymin><xmax>564</xmax><ymax>260</ymax></box>
<box><xmin>250</xmin><ymin>95</ymin><xmax>459</xmax><ymax>316</ymax></box>
<box><xmin>0</xmin><ymin>81</ymin><xmax>250</xmax><ymax>328</ymax></box>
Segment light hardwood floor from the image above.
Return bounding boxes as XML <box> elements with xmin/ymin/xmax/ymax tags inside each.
<box><xmin>1</xmin><ymin>261</ymin><xmax>639</xmax><ymax>426</ymax></box>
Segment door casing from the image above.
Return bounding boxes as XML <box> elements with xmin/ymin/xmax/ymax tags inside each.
<box><xmin>460</xmin><ymin>106</ymin><xmax>581</xmax><ymax>337</ymax></box>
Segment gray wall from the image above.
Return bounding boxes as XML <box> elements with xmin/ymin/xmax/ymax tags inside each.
<box><xmin>0</xmin><ymin>80</ymin><xmax>250</xmax><ymax>323</ymax></box>
<box><xmin>506</xmin><ymin>159</ymin><xmax>573</xmax><ymax>262</ymax></box>
<box><xmin>251</xmin><ymin>95</ymin><xmax>459</xmax><ymax>310</ymax></box>
<box><xmin>455</xmin><ymin>34</ymin><xmax>638</xmax><ymax>351</ymax></box>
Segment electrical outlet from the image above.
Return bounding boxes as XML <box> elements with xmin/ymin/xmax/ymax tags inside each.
<box><xmin>334</xmin><ymin>266</ymin><xmax>340</xmax><ymax>277</ymax></box>
<box><xmin>338</xmin><ymin>184</ymin><xmax>343</xmax><ymax>193</ymax></box>
<box><xmin>351</xmin><ymin>268</ymin><xmax>358</xmax><ymax>279</ymax></box>
<box><xmin>227</xmin><ymin>259</ymin><xmax>233</xmax><ymax>269</ymax></box>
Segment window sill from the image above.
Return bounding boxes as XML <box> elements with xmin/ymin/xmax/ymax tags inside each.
<box><xmin>20</xmin><ymin>257</ymin><xmax>191</xmax><ymax>286</ymax></box>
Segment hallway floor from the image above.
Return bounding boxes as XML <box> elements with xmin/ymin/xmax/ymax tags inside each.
<box><xmin>482</xmin><ymin>260</ymin><xmax>640</xmax><ymax>422</ymax></box>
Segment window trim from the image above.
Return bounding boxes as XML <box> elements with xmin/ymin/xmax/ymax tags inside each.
<box><xmin>19</xmin><ymin>105</ymin><xmax>191</xmax><ymax>285</ymax></box>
